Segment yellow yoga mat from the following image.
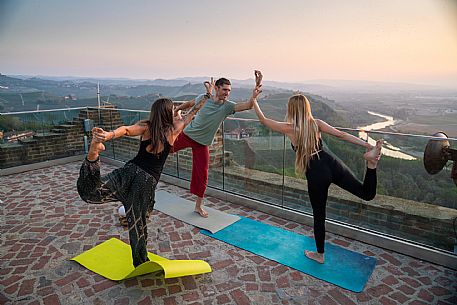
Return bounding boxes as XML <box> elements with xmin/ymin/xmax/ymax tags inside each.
<box><xmin>71</xmin><ymin>238</ymin><xmax>212</xmax><ymax>281</ymax></box>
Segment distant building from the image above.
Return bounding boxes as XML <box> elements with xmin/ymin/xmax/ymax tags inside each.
<box><xmin>224</xmin><ymin>128</ymin><xmax>255</xmax><ymax>140</ymax></box>
<box><xmin>64</xmin><ymin>94</ymin><xmax>77</xmax><ymax>100</ymax></box>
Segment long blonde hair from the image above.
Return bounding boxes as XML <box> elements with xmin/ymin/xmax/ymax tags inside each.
<box><xmin>286</xmin><ymin>94</ymin><xmax>320</xmax><ymax>177</ymax></box>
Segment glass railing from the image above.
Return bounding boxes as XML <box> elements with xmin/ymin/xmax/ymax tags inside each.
<box><xmin>222</xmin><ymin>119</ymin><xmax>286</xmax><ymax>205</ymax></box>
<box><xmin>221</xmin><ymin>120</ymin><xmax>457</xmax><ymax>254</ymax></box>
<box><xmin>0</xmin><ymin>107</ymin><xmax>89</xmax><ymax>166</ymax></box>
<box><xmin>1</xmin><ymin>107</ymin><xmax>456</xmax><ymax>257</ymax></box>
<box><xmin>0</xmin><ymin>107</ymin><xmax>86</xmax><ymax>135</ymax></box>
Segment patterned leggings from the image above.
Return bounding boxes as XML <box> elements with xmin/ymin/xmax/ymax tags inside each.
<box><xmin>76</xmin><ymin>158</ymin><xmax>157</xmax><ymax>267</ymax></box>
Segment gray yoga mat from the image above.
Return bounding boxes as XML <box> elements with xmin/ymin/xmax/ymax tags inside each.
<box><xmin>154</xmin><ymin>190</ymin><xmax>240</xmax><ymax>233</ymax></box>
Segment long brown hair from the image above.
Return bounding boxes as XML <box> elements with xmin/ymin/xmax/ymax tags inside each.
<box><xmin>286</xmin><ymin>94</ymin><xmax>320</xmax><ymax>177</ymax></box>
<box><xmin>142</xmin><ymin>98</ymin><xmax>174</xmax><ymax>154</ymax></box>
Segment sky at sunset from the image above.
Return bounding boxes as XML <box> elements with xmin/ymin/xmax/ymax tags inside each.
<box><xmin>1</xmin><ymin>0</ymin><xmax>457</xmax><ymax>86</ymax></box>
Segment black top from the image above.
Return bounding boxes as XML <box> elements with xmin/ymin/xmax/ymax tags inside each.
<box><xmin>291</xmin><ymin>138</ymin><xmax>323</xmax><ymax>152</ymax></box>
<box><xmin>130</xmin><ymin>139</ymin><xmax>171</xmax><ymax>181</ymax></box>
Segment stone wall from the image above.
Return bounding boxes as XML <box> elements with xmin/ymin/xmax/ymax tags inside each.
<box><xmin>0</xmin><ymin>107</ymin><xmax>124</xmax><ymax>168</ymax></box>
<box><xmin>0</xmin><ymin>119</ymin><xmax>86</xmax><ymax>168</ymax></box>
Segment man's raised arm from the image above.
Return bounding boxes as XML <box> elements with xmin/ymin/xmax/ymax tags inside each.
<box><xmin>173</xmin><ymin>79</ymin><xmax>215</xmax><ymax>134</ymax></box>
<box><xmin>234</xmin><ymin>70</ymin><xmax>263</xmax><ymax>112</ymax></box>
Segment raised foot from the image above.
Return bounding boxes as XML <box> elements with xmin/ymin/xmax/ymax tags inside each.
<box><xmin>87</xmin><ymin>138</ymin><xmax>106</xmax><ymax>161</ymax></box>
<box><xmin>194</xmin><ymin>207</ymin><xmax>209</xmax><ymax>218</ymax></box>
<box><xmin>304</xmin><ymin>250</ymin><xmax>324</xmax><ymax>264</ymax></box>
<box><xmin>364</xmin><ymin>139</ymin><xmax>383</xmax><ymax>167</ymax></box>
<box><xmin>91</xmin><ymin>141</ymin><xmax>106</xmax><ymax>153</ymax></box>
<box><xmin>119</xmin><ymin>216</ymin><xmax>128</xmax><ymax>227</ymax></box>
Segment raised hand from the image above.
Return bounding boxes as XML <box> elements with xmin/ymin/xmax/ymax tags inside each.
<box><xmin>252</xmin><ymin>84</ymin><xmax>262</xmax><ymax>99</ymax></box>
<box><xmin>204</xmin><ymin>77</ymin><xmax>215</xmax><ymax>98</ymax></box>
<box><xmin>255</xmin><ymin>70</ymin><xmax>263</xmax><ymax>87</ymax></box>
<box><xmin>173</xmin><ymin>108</ymin><xmax>182</xmax><ymax>119</ymax></box>
<box><xmin>92</xmin><ymin>127</ymin><xmax>109</xmax><ymax>143</ymax></box>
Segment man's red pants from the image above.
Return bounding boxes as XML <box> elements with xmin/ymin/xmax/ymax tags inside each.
<box><xmin>171</xmin><ymin>132</ymin><xmax>209</xmax><ymax>198</ymax></box>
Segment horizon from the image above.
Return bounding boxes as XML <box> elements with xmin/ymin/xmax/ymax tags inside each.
<box><xmin>4</xmin><ymin>73</ymin><xmax>457</xmax><ymax>91</ymax></box>
<box><xmin>1</xmin><ymin>0</ymin><xmax>457</xmax><ymax>87</ymax></box>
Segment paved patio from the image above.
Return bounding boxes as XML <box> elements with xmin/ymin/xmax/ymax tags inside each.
<box><xmin>0</xmin><ymin>161</ymin><xmax>456</xmax><ymax>305</ymax></box>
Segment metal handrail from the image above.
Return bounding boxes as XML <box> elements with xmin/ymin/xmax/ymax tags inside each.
<box><xmin>1</xmin><ymin>107</ymin><xmax>456</xmax><ymax>141</ymax></box>
<box><xmin>337</xmin><ymin>127</ymin><xmax>457</xmax><ymax>141</ymax></box>
<box><xmin>225</xmin><ymin>117</ymin><xmax>457</xmax><ymax>141</ymax></box>
<box><xmin>88</xmin><ymin>107</ymin><xmax>150</xmax><ymax>113</ymax></box>
<box><xmin>0</xmin><ymin>107</ymin><xmax>87</xmax><ymax>115</ymax></box>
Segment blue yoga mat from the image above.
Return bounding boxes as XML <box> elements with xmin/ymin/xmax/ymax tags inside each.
<box><xmin>201</xmin><ymin>217</ymin><xmax>376</xmax><ymax>292</ymax></box>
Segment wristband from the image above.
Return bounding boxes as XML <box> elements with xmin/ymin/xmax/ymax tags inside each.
<box><xmin>111</xmin><ymin>131</ymin><xmax>115</xmax><ymax>140</ymax></box>
<box><xmin>204</xmin><ymin>93</ymin><xmax>211</xmax><ymax>99</ymax></box>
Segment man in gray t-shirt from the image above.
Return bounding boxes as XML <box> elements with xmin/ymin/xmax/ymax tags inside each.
<box><xmin>173</xmin><ymin>71</ymin><xmax>263</xmax><ymax>217</ymax></box>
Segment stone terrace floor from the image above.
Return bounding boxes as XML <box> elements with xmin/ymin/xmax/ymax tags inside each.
<box><xmin>0</xmin><ymin>161</ymin><xmax>456</xmax><ymax>305</ymax></box>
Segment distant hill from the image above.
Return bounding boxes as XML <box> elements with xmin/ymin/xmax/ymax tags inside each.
<box><xmin>0</xmin><ymin>74</ymin><xmax>291</xmax><ymax>111</ymax></box>
<box><xmin>0</xmin><ymin>74</ymin><xmax>354</xmax><ymax>128</ymax></box>
<box><xmin>224</xmin><ymin>92</ymin><xmax>347</xmax><ymax>132</ymax></box>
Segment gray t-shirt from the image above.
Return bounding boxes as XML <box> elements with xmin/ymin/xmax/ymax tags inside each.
<box><xmin>184</xmin><ymin>94</ymin><xmax>236</xmax><ymax>146</ymax></box>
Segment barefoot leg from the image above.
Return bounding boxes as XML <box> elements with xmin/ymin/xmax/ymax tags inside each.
<box><xmin>305</xmin><ymin>250</ymin><xmax>325</xmax><ymax>264</ymax></box>
<box><xmin>364</xmin><ymin>139</ymin><xmax>383</xmax><ymax>169</ymax></box>
<box><xmin>194</xmin><ymin>196</ymin><xmax>208</xmax><ymax>218</ymax></box>
<box><xmin>87</xmin><ymin>138</ymin><xmax>105</xmax><ymax>161</ymax></box>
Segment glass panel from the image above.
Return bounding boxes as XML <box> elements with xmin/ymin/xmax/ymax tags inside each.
<box><xmin>176</xmin><ymin>149</ymin><xmax>192</xmax><ymax>181</ymax></box>
<box><xmin>363</xmin><ymin>131</ymin><xmax>457</xmax><ymax>253</ymax></box>
<box><xmin>223</xmin><ymin>118</ymin><xmax>285</xmax><ymax>205</ymax></box>
<box><xmin>0</xmin><ymin>108</ymin><xmax>87</xmax><ymax>168</ymax></box>
<box><xmin>207</xmin><ymin>126</ymin><xmax>224</xmax><ymax>190</ymax></box>
<box><xmin>163</xmin><ymin>150</ymin><xmax>178</xmax><ymax>177</ymax></box>
<box><xmin>106</xmin><ymin>108</ymin><xmax>143</xmax><ymax>162</ymax></box>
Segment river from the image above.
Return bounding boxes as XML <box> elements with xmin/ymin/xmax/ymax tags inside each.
<box><xmin>358</xmin><ymin>111</ymin><xmax>416</xmax><ymax>160</ymax></box>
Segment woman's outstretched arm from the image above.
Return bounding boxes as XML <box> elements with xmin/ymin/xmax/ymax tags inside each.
<box><xmin>253</xmin><ymin>99</ymin><xmax>292</xmax><ymax>135</ymax></box>
<box><xmin>316</xmin><ymin>119</ymin><xmax>373</xmax><ymax>149</ymax></box>
<box><xmin>92</xmin><ymin>124</ymin><xmax>147</xmax><ymax>142</ymax></box>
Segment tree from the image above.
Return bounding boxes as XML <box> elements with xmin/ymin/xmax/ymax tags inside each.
<box><xmin>0</xmin><ymin>115</ymin><xmax>22</xmax><ymax>131</ymax></box>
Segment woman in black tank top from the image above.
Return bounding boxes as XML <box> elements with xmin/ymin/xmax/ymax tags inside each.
<box><xmin>77</xmin><ymin>80</ymin><xmax>213</xmax><ymax>267</ymax></box>
<box><xmin>252</xmin><ymin>90</ymin><xmax>383</xmax><ymax>264</ymax></box>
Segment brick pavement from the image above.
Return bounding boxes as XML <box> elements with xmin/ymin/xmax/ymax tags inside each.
<box><xmin>0</xmin><ymin>162</ymin><xmax>456</xmax><ymax>305</ymax></box>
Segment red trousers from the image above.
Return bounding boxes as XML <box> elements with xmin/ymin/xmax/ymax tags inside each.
<box><xmin>171</xmin><ymin>132</ymin><xmax>209</xmax><ymax>198</ymax></box>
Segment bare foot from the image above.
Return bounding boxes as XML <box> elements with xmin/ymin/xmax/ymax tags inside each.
<box><xmin>119</xmin><ymin>216</ymin><xmax>128</xmax><ymax>227</ymax></box>
<box><xmin>146</xmin><ymin>210</ymin><xmax>152</xmax><ymax>220</ymax></box>
<box><xmin>364</xmin><ymin>139</ymin><xmax>383</xmax><ymax>168</ymax></box>
<box><xmin>304</xmin><ymin>250</ymin><xmax>324</xmax><ymax>264</ymax></box>
<box><xmin>87</xmin><ymin>139</ymin><xmax>105</xmax><ymax>161</ymax></box>
<box><xmin>194</xmin><ymin>197</ymin><xmax>209</xmax><ymax>218</ymax></box>
<box><xmin>194</xmin><ymin>207</ymin><xmax>209</xmax><ymax>218</ymax></box>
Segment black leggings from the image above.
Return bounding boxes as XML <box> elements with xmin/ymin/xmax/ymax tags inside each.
<box><xmin>305</xmin><ymin>150</ymin><xmax>377</xmax><ymax>253</ymax></box>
